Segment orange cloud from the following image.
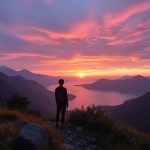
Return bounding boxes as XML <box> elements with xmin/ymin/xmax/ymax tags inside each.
<box><xmin>2</xmin><ymin>53</ymin><xmax>149</xmax><ymax>77</ymax></box>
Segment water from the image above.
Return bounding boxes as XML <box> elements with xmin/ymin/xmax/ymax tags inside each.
<box><xmin>48</xmin><ymin>81</ymin><xmax>135</xmax><ymax>110</ymax></box>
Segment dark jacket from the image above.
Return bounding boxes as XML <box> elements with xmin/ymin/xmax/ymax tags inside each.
<box><xmin>55</xmin><ymin>86</ymin><xmax>68</xmax><ymax>106</ymax></box>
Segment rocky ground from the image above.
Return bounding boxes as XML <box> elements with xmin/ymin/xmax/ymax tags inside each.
<box><xmin>47</xmin><ymin>121</ymin><xmax>101</xmax><ymax>150</ymax></box>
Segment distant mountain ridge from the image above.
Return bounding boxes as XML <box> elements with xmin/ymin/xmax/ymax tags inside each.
<box><xmin>0</xmin><ymin>72</ymin><xmax>75</xmax><ymax>116</ymax></box>
<box><xmin>0</xmin><ymin>66</ymin><xmax>58</xmax><ymax>87</ymax></box>
<box><xmin>80</xmin><ymin>75</ymin><xmax>150</xmax><ymax>95</ymax></box>
<box><xmin>99</xmin><ymin>91</ymin><xmax>150</xmax><ymax>132</ymax></box>
<box><xmin>0</xmin><ymin>72</ymin><xmax>55</xmax><ymax>115</ymax></box>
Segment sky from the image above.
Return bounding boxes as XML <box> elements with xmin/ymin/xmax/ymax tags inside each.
<box><xmin>0</xmin><ymin>0</ymin><xmax>150</xmax><ymax>78</ymax></box>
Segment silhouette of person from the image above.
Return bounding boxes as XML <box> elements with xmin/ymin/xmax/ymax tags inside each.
<box><xmin>55</xmin><ymin>79</ymin><xmax>68</xmax><ymax>129</ymax></box>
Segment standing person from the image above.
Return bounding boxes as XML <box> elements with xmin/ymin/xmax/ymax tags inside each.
<box><xmin>55</xmin><ymin>79</ymin><xmax>68</xmax><ymax>129</ymax></box>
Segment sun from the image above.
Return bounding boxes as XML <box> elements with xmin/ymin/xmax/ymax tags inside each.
<box><xmin>78</xmin><ymin>73</ymin><xmax>85</xmax><ymax>78</ymax></box>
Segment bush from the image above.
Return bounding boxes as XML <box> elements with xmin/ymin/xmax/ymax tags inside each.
<box><xmin>68</xmin><ymin>106</ymin><xmax>150</xmax><ymax>149</ymax></box>
<box><xmin>68</xmin><ymin>105</ymin><xmax>114</xmax><ymax>134</ymax></box>
<box><xmin>0</xmin><ymin>113</ymin><xmax>18</xmax><ymax>121</ymax></box>
<box><xmin>6</xmin><ymin>94</ymin><xmax>30</xmax><ymax>111</ymax></box>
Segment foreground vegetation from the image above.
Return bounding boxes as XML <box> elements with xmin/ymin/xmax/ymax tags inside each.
<box><xmin>0</xmin><ymin>107</ymin><xmax>65</xmax><ymax>150</ymax></box>
<box><xmin>0</xmin><ymin>94</ymin><xmax>150</xmax><ymax>150</ymax></box>
<box><xmin>0</xmin><ymin>94</ymin><xmax>64</xmax><ymax>150</ymax></box>
<box><xmin>68</xmin><ymin>106</ymin><xmax>150</xmax><ymax>150</ymax></box>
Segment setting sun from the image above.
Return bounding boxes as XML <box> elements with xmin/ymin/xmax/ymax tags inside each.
<box><xmin>77</xmin><ymin>72</ymin><xmax>86</xmax><ymax>78</ymax></box>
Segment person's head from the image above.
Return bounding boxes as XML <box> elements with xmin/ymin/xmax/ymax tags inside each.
<box><xmin>58</xmin><ymin>79</ymin><xmax>64</xmax><ymax>86</ymax></box>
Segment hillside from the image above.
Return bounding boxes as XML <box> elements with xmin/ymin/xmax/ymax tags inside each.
<box><xmin>80</xmin><ymin>75</ymin><xmax>150</xmax><ymax>95</ymax></box>
<box><xmin>0</xmin><ymin>72</ymin><xmax>56</xmax><ymax>115</ymax></box>
<box><xmin>0</xmin><ymin>66</ymin><xmax>58</xmax><ymax>87</ymax></box>
<box><xmin>0</xmin><ymin>72</ymin><xmax>75</xmax><ymax>116</ymax></box>
<box><xmin>1</xmin><ymin>106</ymin><xmax>150</xmax><ymax>150</ymax></box>
<box><xmin>99</xmin><ymin>91</ymin><xmax>150</xmax><ymax>132</ymax></box>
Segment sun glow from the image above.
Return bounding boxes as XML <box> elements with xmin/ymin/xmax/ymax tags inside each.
<box><xmin>77</xmin><ymin>72</ymin><xmax>86</xmax><ymax>78</ymax></box>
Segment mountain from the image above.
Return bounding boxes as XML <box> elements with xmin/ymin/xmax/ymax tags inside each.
<box><xmin>0</xmin><ymin>66</ymin><xmax>58</xmax><ymax>87</ymax></box>
<box><xmin>120</xmin><ymin>75</ymin><xmax>133</xmax><ymax>79</ymax></box>
<box><xmin>80</xmin><ymin>75</ymin><xmax>150</xmax><ymax>94</ymax></box>
<box><xmin>99</xmin><ymin>91</ymin><xmax>150</xmax><ymax>132</ymax></box>
<box><xmin>0</xmin><ymin>72</ymin><xmax>56</xmax><ymax>115</ymax></box>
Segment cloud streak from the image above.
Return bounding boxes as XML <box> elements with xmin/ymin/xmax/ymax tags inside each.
<box><xmin>0</xmin><ymin>0</ymin><xmax>149</xmax><ymax>77</ymax></box>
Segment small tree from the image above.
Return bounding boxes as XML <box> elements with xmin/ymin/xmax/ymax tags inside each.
<box><xmin>7</xmin><ymin>94</ymin><xmax>30</xmax><ymax>111</ymax></box>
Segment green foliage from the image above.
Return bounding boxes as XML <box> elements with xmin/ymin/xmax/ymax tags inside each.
<box><xmin>68</xmin><ymin>105</ymin><xmax>114</xmax><ymax>134</ymax></box>
<box><xmin>68</xmin><ymin>106</ymin><xmax>150</xmax><ymax>150</ymax></box>
<box><xmin>6</xmin><ymin>94</ymin><xmax>30</xmax><ymax>111</ymax></box>
<box><xmin>0</xmin><ymin>113</ymin><xmax>18</xmax><ymax>121</ymax></box>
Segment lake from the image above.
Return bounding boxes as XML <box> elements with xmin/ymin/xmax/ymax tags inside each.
<box><xmin>48</xmin><ymin>81</ymin><xmax>136</xmax><ymax>110</ymax></box>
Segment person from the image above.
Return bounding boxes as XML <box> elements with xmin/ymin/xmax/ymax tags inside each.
<box><xmin>55</xmin><ymin>79</ymin><xmax>68</xmax><ymax>129</ymax></box>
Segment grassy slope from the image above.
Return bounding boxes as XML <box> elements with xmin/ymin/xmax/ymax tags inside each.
<box><xmin>0</xmin><ymin>107</ymin><xmax>64</xmax><ymax>150</ymax></box>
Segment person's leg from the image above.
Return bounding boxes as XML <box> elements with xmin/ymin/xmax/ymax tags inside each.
<box><xmin>56</xmin><ymin>105</ymin><xmax>61</xmax><ymax>127</ymax></box>
<box><xmin>61</xmin><ymin>106</ymin><xmax>66</xmax><ymax>128</ymax></box>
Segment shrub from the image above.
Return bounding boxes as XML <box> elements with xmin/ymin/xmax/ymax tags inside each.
<box><xmin>0</xmin><ymin>113</ymin><xmax>18</xmax><ymax>121</ymax></box>
<box><xmin>68</xmin><ymin>105</ymin><xmax>114</xmax><ymax>134</ymax></box>
<box><xmin>68</xmin><ymin>106</ymin><xmax>150</xmax><ymax>149</ymax></box>
<box><xmin>6</xmin><ymin>94</ymin><xmax>30</xmax><ymax>111</ymax></box>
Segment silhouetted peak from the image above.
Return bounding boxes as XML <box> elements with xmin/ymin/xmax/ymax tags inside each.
<box><xmin>131</xmin><ymin>75</ymin><xmax>148</xmax><ymax>80</ymax></box>
<box><xmin>120</xmin><ymin>75</ymin><xmax>132</xmax><ymax>79</ymax></box>
<box><xmin>20</xmin><ymin>69</ymin><xmax>32</xmax><ymax>74</ymax></box>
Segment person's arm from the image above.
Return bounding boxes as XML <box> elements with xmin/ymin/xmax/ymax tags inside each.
<box><xmin>65</xmin><ymin>88</ymin><xmax>68</xmax><ymax>108</ymax></box>
<box><xmin>55</xmin><ymin>88</ymin><xmax>58</xmax><ymax>105</ymax></box>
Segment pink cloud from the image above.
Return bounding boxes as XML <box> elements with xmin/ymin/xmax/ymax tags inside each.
<box><xmin>0</xmin><ymin>52</ymin><xmax>50</xmax><ymax>62</ymax></box>
<box><xmin>10</xmin><ymin>19</ymin><xmax>99</xmax><ymax>45</ymax></box>
<box><xmin>104</xmin><ymin>2</ymin><xmax>150</xmax><ymax>28</ymax></box>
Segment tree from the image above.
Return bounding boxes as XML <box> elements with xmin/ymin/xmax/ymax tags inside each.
<box><xmin>7</xmin><ymin>94</ymin><xmax>30</xmax><ymax>111</ymax></box>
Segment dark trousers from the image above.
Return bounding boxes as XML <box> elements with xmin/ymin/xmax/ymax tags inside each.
<box><xmin>56</xmin><ymin>104</ymin><xmax>66</xmax><ymax>124</ymax></box>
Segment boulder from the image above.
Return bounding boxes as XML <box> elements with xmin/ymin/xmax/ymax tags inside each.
<box><xmin>12</xmin><ymin>123</ymin><xmax>49</xmax><ymax>150</ymax></box>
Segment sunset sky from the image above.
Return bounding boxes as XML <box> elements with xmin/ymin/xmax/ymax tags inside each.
<box><xmin>0</xmin><ymin>0</ymin><xmax>150</xmax><ymax>77</ymax></box>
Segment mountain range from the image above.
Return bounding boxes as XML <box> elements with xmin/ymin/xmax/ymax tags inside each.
<box><xmin>0</xmin><ymin>66</ymin><xmax>58</xmax><ymax>87</ymax></box>
<box><xmin>80</xmin><ymin>75</ymin><xmax>150</xmax><ymax>95</ymax></box>
<box><xmin>99</xmin><ymin>91</ymin><xmax>150</xmax><ymax>132</ymax></box>
<box><xmin>0</xmin><ymin>72</ymin><xmax>75</xmax><ymax>116</ymax></box>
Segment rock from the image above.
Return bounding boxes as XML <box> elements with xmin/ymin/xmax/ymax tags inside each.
<box><xmin>15</xmin><ymin>119</ymin><xmax>29</xmax><ymax>127</ymax></box>
<box><xmin>86</xmin><ymin>137</ymin><xmax>97</xmax><ymax>144</ymax></box>
<box><xmin>12</xmin><ymin>123</ymin><xmax>49</xmax><ymax>150</ymax></box>
<box><xmin>62</xmin><ymin>143</ymin><xmax>74</xmax><ymax>150</ymax></box>
<box><xmin>67</xmin><ymin>137</ymin><xmax>73</xmax><ymax>142</ymax></box>
<box><xmin>75</xmin><ymin>126</ymin><xmax>83</xmax><ymax>132</ymax></box>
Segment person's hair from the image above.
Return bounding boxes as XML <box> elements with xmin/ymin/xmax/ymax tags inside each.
<box><xmin>59</xmin><ymin>79</ymin><xmax>64</xmax><ymax>85</ymax></box>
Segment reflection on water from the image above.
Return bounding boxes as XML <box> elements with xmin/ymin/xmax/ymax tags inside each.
<box><xmin>48</xmin><ymin>81</ymin><xmax>135</xmax><ymax>110</ymax></box>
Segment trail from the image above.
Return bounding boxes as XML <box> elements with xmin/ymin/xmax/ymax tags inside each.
<box><xmin>46</xmin><ymin>121</ymin><xmax>100</xmax><ymax>150</ymax></box>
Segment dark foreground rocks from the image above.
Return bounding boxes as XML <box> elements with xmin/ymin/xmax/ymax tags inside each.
<box><xmin>12</xmin><ymin>123</ymin><xmax>49</xmax><ymax>150</ymax></box>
